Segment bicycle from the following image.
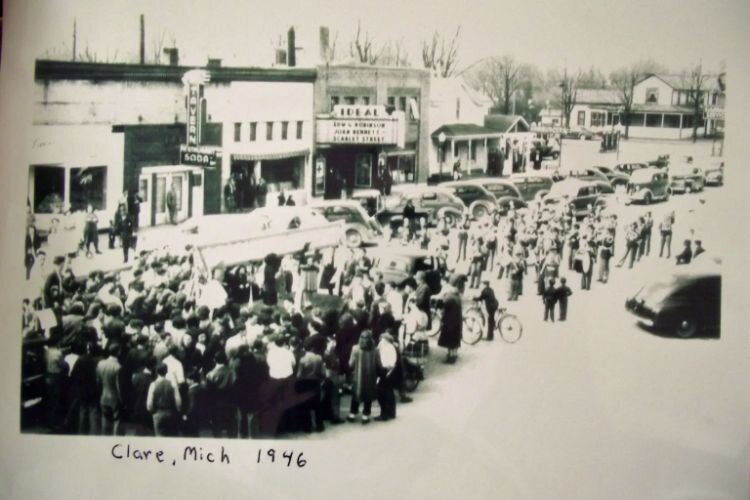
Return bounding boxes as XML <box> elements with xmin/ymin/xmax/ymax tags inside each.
<box><xmin>461</xmin><ymin>300</ymin><xmax>524</xmax><ymax>345</ymax></box>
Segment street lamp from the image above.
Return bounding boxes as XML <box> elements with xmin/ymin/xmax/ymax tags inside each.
<box><xmin>438</xmin><ymin>132</ymin><xmax>447</xmax><ymax>180</ymax></box>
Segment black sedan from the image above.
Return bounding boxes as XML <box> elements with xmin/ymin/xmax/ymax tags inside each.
<box><xmin>625</xmin><ymin>271</ymin><xmax>721</xmax><ymax>338</ymax></box>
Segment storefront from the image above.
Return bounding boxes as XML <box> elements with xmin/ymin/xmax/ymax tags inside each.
<box><xmin>314</xmin><ymin>104</ymin><xmax>406</xmax><ymax>199</ymax></box>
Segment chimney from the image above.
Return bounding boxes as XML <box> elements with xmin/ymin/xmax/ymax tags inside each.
<box><xmin>319</xmin><ymin>26</ymin><xmax>330</xmax><ymax>62</ymax></box>
<box><xmin>287</xmin><ymin>27</ymin><xmax>296</xmax><ymax>67</ymax></box>
<box><xmin>163</xmin><ymin>48</ymin><xmax>179</xmax><ymax>66</ymax></box>
<box><xmin>139</xmin><ymin>14</ymin><xmax>145</xmax><ymax>64</ymax></box>
<box><xmin>207</xmin><ymin>58</ymin><xmax>222</xmax><ymax>68</ymax></box>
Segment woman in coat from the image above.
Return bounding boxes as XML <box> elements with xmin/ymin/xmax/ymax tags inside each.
<box><xmin>347</xmin><ymin>330</ymin><xmax>381</xmax><ymax>424</ymax></box>
<box><xmin>438</xmin><ymin>283</ymin><xmax>462</xmax><ymax>364</ymax></box>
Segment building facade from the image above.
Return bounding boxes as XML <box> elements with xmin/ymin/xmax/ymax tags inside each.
<box><xmin>313</xmin><ymin>64</ymin><xmax>430</xmax><ymax>198</ymax></box>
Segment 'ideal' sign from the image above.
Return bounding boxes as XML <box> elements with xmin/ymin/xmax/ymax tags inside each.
<box><xmin>332</xmin><ymin>105</ymin><xmax>388</xmax><ymax>119</ymax></box>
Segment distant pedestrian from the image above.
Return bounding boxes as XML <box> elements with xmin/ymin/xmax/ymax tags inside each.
<box><xmin>543</xmin><ymin>277</ymin><xmax>557</xmax><ymax>322</ymax></box>
<box><xmin>676</xmin><ymin>239</ymin><xmax>693</xmax><ymax>265</ymax></box>
<box><xmin>475</xmin><ymin>280</ymin><xmax>498</xmax><ymax>341</ymax></box>
<box><xmin>556</xmin><ymin>277</ymin><xmax>572</xmax><ymax>321</ymax></box>
<box><xmin>693</xmin><ymin>240</ymin><xmax>706</xmax><ymax>259</ymax></box>
<box><xmin>84</xmin><ymin>203</ymin><xmax>101</xmax><ymax>258</ymax></box>
<box><xmin>166</xmin><ymin>181</ymin><xmax>178</xmax><ymax>224</ymax></box>
<box><xmin>659</xmin><ymin>211</ymin><xmax>675</xmax><ymax>258</ymax></box>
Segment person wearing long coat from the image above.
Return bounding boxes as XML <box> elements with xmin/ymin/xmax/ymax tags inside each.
<box><xmin>347</xmin><ymin>330</ymin><xmax>381</xmax><ymax>424</ymax></box>
<box><xmin>438</xmin><ymin>286</ymin><xmax>462</xmax><ymax>363</ymax></box>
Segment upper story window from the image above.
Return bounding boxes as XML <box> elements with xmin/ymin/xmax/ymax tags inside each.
<box><xmin>296</xmin><ymin>121</ymin><xmax>303</xmax><ymax>140</ymax></box>
<box><xmin>330</xmin><ymin>96</ymin><xmax>340</xmax><ymax>112</ymax></box>
<box><xmin>234</xmin><ymin>122</ymin><xmax>242</xmax><ymax>142</ymax></box>
<box><xmin>281</xmin><ymin>121</ymin><xmax>289</xmax><ymax>140</ymax></box>
<box><xmin>249</xmin><ymin>122</ymin><xmax>257</xmax><ymax>141</ymax></box>
<box><xmin>645</xmin><ymin>88</ymin><xmax>659</xmax><ymax>104</ymax></box>
<box><xmin>266</xmin><ymin>122</ymin><xmax>273</xmax><ymax>141</ymax></box>
<box><xmin>344</xmin><ymin>96</ymin><xmax>357</xmax><ymax>105</ymax></box>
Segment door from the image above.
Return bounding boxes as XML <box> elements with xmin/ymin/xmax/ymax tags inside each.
<box><xmin>154</xmin><ymin>174</ymin><xmax>169</xmax><ymax>225</ymax></box>
<box><xmin>138</xmin><ymin>174</ymin><xmax>152</xmax><ymax>228</ymax></box>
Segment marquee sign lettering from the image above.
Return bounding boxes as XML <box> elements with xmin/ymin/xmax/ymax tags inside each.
<box><xmin>180</xmin><ymin>146</ymin><xmax>219</xmax><ymax>167</ymax></box>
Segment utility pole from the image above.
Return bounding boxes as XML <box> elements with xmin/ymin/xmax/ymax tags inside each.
<box><xmin>139</xmin><ymin>14</ymin><xmax>145</xmax><ymax>64</ymax></box>
<box><xmin>72</xmin><ymin>18</ymin><xmax>77</xmax><ymax>61</ymax></box>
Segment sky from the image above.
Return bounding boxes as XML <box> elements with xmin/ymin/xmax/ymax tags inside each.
<box><xmin>13</xmin><ymin>0</ymin><xmax>748</xmax><ymax>75</ymax></box>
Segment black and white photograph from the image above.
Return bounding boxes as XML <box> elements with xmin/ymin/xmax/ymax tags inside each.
<box><xmin>1</xmin><ymin>0</ymin><xmax>749</xmax><ymax>498</ymax></box>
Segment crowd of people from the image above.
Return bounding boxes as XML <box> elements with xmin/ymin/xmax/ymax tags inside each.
<box><xmin>22</xmin><ymin>175</ymin><xmax>710</xmax><ymax>438</ymax></box>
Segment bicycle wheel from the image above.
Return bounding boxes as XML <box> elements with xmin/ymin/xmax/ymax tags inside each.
<box><xmin>462</xmin><ymin>307</ymin><xmax>485</xmax><ymax>345</ymax></box>
<box><xmin>428</xmin><ymin>308</ymin><xmax>443</xmax><ymax>338</ymax></box>
<box><xmin>498</xmin><ymin>314</ymin><xmax>523</xmax><ymax>344</ymax></box>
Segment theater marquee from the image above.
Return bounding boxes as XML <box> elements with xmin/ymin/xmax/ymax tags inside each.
<box><xmin>316</xmin><ymin>104</ymin><xmax>402</xmax><ymax>145</ymax></box>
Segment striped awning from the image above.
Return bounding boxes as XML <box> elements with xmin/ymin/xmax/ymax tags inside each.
<box><xmin>231</xmin><ymin>148</ymin><xmax>310</xmax><ymax>162</ymax></box>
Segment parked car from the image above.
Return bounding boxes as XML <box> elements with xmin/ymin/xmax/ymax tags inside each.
<box><xmin>531</xmin><ymin>139</ymin><xmax>560</xmax><ymax>160</ymax></box>
<box><xmin>704</xmin><ymin>162</ymin><xmax>724</xmax><ymax>186</ymax></box>
<box><xmin>561</xmin><ymin>167</ymin><xmax>612</xmax><ymax>186</ymax></box>
<box><xmin>369</xmin><ymin>245</ymin><xmax>447</xmax><ymax>294</ymax></box>
<box><xmin>625</xmin><ymin>167</ymin><xmax>670</xmax><ymax>204</ymax></box>
<box><xmin>544</xmin><ymin>178</ymin><xmax>612</xmax><ymax>218</ymax></box>
<box><xmin>625</xmin><ymin>270</ymin><xmax>721</xmax><ymax>338</ymax></box>
<box><xmin>309</xmin><ymin>200</ymin><xmax>384</xmax><ymax>247</ymax></box>
<box><xmin>351</xmin><ymin>188</ymin><xmax>384</xmax><ymax>217</ymax></box>
<box><xmin>614</xmin><ymin>162</ymin><xmax>651</xmax><ymax>175</ymax></box>
<box><xmin>647</xmin><ymin>155</ymin><xmax>671</xmax><ymax>168</ymax></box>
<box><xmin>562</xmin><ymin>128</ymin><xmax>599</xmax><ymax>140</ymax></box>
<box><xmin>439</xmin><ymin>180</ymin><xmax>498</xmax><ymax>219</ymax></box>
<box><xmin>592</xmin><ymin>166</ymin><xmax>630</xmax><ymax>189</ymax></box>
<box><xmin>376</xmin><ymin>186</ymin><xmax>465</xmax><ymax>229</ymax></box>
<box><xmin>669</xmin><ymin>164</ymin><xmax>705</xmax><ymax>193</ymax></box>
<box><xmin>472</xmin><ymin>178</ymin><xmax>528</xmax><ymax>214</ymax></box>
<box><xmin>510</xmin><ymin>172</ymin><xmax>558</xmax><ymax>202</ymax></box>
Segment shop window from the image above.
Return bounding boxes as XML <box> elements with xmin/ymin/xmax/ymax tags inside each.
<box><xmin>70</xmin><ymin>166</ymin><xmax>107</xmax><ymax>211</ymax></box>
<box><xmin>266</xmin><ymin>122</ymin><xmax>273</xmax><ymax>141</ymax></box>
<box><xmin>155</xmin><ymin>177</ymin><xmax>167</xmax><ymax>214</ymax></box>
<box><xmin>261</xmin><ymin>157</ymin><xmax>304</xmax><ymax>192</ymax></box>
<box><xmin>399</xmin><ymin>96</ymin><xmax>407</xmax><ymax>112</ymax></box>
<box><xmin>139</xmin><ymin>178</ymin><xmax>149</xmax><ymax>203</ymax></box>
<box><xmin>355</xmin><ymin>154</ymin><xmax>372</xmax><ymax>187</ymax></box>
<box><xmin>32</xmin><ymin>165</ymin><xmax>64</xmax><ymax>214</ymax></box>
<box><xmin>296</xmin><ymin>121</ymin><xmax>303</xmax><ymax>140</ymax></box>
<box><xmin>663</xmin><ymin>114</ymin><xmax>681</xmax><ymax>128</ymax></box>
<box><xmin>234</xmin><ymin>122</ymin><xmax>241</xmax><ymax>142</ymax></box>
<box><xmin>330</xmin><ymin>96</ymin><xmax>340</xmax><ymax>112</ymax></box>
<box><xmin>577</xmin><ymin>111</ymin><xmax>586</xmax><ymax>127</ymax></box>
<box><xmin>249</xmin><ymin>122</ymin><xmax>257</xmax><ymax>141</ymax></box>
<box><xmin>281</xmin><ymin>121</ymin><xmax>289</xmax><ymax>140</ymax></box>
<box><xmin>683</xmin><ymin>115</ymin><xmax>693</xmax><ymax>128</ymax></box>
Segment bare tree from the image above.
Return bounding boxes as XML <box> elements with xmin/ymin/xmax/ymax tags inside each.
<box><xmin>681</xmin><ymin>63</ymin><xmax>709</xmax><ymax>142</ymax></box>
<box><xmin>421</xmin><ymin>26</ymin><xmax>460</xmax><ymax>77</ymax></box>
<box><xmin>553</xmin><ymin>67</ymin><xmax>581</xmax><ymax>129</ymax></box>
<box><xmin>322</xmin><ymin>29</ymin><xmax>339</xmax><ymax>63</ymax></box>
<box><xmin>150</xmin><ymin>28</ymin><xmax>168</xmax><ymax>64</ymax></box>
<box><xmin>380</xmin><ymin>39</ymin><xmax>411</xmax><ymax>67</ymax></box>
<box><xmin>349</xmin><ymin>20</ymin><xmax>386</xmax><ymax>65</ymax></box>
<box><xmin>610</xmin><ymin>59</ymin><xmax>668</xmax><ymax>139</ymax></box>
<box><xmin>466</xmin><ymin>55</ymin><xmax>531</xmax><ymax>114</ymax></box>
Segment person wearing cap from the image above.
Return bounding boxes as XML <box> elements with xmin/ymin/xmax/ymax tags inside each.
<box><xmin>475</xmin><ymin>279</ymin><xmax>498</xmax><ymax>340</ymax></box>
<box><xmin>147</xmin><ymin>362</ymin><xmax>182</xmax><ymax>437</ymax></box>
<box><xmin>43</xmin><ymin>255</ymin><xmax>67</xmax><ymax>309</ymax></box>
<box><xmin>542</xmin><ymin>277</ymin><xmax>558</xmax><ymax>322</ymax></box>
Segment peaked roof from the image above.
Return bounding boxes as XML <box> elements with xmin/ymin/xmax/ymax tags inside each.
<box><xmin>576</xmin><ymin>88</ymin><xmax>620</xmax><ymax>105</ymax></box>
<box><xmin>431</xmin><ymin>123</ymin><xmax>502</xmax><ymax>139</ymax></box>
<box><xmin>637</xmin><ymin>73</ymin><xmax>722</xmax><ymax>92</ymax></box>
<box><xmin>484</xmin><ymin>114</ymin><xmax>530</xmax><ymax>133</ymax></box>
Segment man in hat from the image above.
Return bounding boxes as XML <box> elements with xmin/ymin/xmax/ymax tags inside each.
<box><xmin>475</xmin><ymin>279</ymin><xmax>498</xmax><ymax>340</ymax></box>
<box><xmin>693</xmin><ymin>240</ymin><xmax>706</xmax><ymax>259</ymax></box>
<box><xmin>543</xmin><ymin>277</ymin><xmax>558</xmax><ymax>322</ymax></box>
<box><xmin>43</xmin><ymin>255</ymin><xmax>67</xmax><ymax>309</ymax></box>
<box><xmin>676</xmin><ymin>239</ymin><xmax>693</xmax><ymax>265</ymax></box>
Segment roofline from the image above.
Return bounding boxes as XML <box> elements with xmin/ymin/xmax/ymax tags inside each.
<box><xmin>35</xmin><ymin>60</ymin><xmax>317</xmax><ymax>84</ymax></box>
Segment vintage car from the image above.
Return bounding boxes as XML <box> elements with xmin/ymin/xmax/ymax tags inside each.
<box><xmin>177</xmin><ymin>207</ymin><xmax>345</xmax><ymax>271</ymax></box>
<box><xmin>626</xmin><ymin>167</ymin><xmax>670</xmax><ymax>204</ymax></box>
<box><xmin>350</xmin><ymin>188</ymin><xmax>383</xmax><ymax>217</ymax></box>
<box><xmin>509</xmin><ymin>171</ymin><xmax>558</xmax><ymax>202</ymax></box>
<box><xmin>592</xmin><ymin>166</ymin><xmax>630</xmax><ymax>189</ymax></box>
<box><xmin>560</xmin><ymin>167</ymin><xmax>612</xmax><ymax>186</ymax></box>
<box><xmin>309</xmin><ymin>199</ymin><xmax>384</xmax><ymax>248</ymax></box>
<box><xmin>531</xmin><ymin>139</ymin><xmax>560</xmax><ymax>159</ymax></box>
<box><xmin>439</xmin><ymin>180</ymin><xmax>499</xmax><ymax>219</ymax></box>
<box><xmin>614</xmin><ymin>162</ymin><xmax>651</xmax><ymax>175</ymax></box>
<box><xmin>472</xmin><ymin>178</ymin><xmax>528</xmax><ymax>214</ymax></box>
<box><xmin>561</xmin><ymin>128</ymin><xmax>599</xmax><ymax>141</ymax></box>
<box><xmin>669</xmin><ymin>164</ymin><xmax>705</xmax><ymax>193</ymax></box>
<box><xmin>704</xmin><ymin>162</ymin><xmax>724</xmax><ymax>186</ymax></box>
<box><xmin>369</xmin><ymin>245</ymin><xmax>447</xmax><ymax>294</ymax></box>
<box><xmin>544</xmin><ymin>178</ymin><xmax>613</xmax><ymax>218</ymax></box>
<box><xmin>625</xmin><ymin>270</ymin><xmax>721</xmax><ymax>338</ymax></box>
<box><xmin>376</xmin><ymin>185</ymin><xmax>465</xmax><ymax>228</ymax></box>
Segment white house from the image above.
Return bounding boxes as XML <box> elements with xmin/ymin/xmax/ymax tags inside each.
<box><xmin>428</xmin><ymin>77</ymin><xmax>500</xmax><ymax>176</ymax></box>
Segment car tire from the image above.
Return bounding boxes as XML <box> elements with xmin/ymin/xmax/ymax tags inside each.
<box><xmin>552</xmin><ymin>152</ymin><xmax>560</xmax><ymax>160</ymax></box>
<box><xmin>345</xmin><ymin>229</ymin><xmax>363</xmax><ymax>247</ymax></box>
<box><xmin>675</xmin><ymin>316</ymin><xmax>698</xmax><ymax>338</ymax></box>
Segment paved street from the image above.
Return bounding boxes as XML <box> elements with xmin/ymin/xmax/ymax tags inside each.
<box><xmin>278</xmin><ymin>141</ymin><xmax>747</xmax><ymax>498</ymax></box>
